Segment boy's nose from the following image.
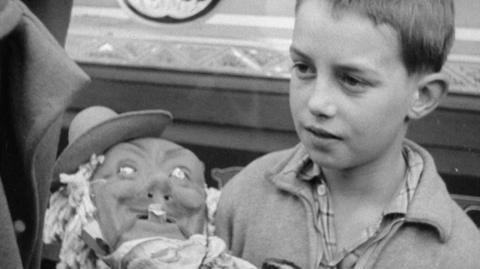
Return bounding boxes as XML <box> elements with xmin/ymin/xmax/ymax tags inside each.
<box><xmin>307</xmin><ymin>78</ymin><xmax>337</xmax><ymax>118</ymax></box>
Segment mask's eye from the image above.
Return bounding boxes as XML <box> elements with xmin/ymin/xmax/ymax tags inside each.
<box><xmin>118</xmin><ymin>165</ymin><xmax>136</xmax><ymax>177</ymax></box>
<box><xmin>170</xmin><ymin>167</ymin><xmax>188</xmax><ymax>181</ymax></box>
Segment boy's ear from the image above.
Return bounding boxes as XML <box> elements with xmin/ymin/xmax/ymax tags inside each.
<box><xmin>408</xmin><ymin>73</ymin><xmax>448</xmax><ymax>120</ymax></box>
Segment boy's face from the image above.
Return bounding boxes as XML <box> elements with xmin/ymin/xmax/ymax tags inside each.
<box><xmin>91</xmin><ymin>138</ymin><xmax>206</xmax><ymax>248</ymax></box>
<box><xmin>290</xmin><ymin>0</ymin><xmax>419</xmax><ymax>170</ymax></box>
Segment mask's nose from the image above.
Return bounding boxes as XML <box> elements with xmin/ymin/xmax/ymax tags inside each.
<box><xmin>137</xmin><ymin>174</ymin><xmax>172</xmax><ymax>204</ymax></box>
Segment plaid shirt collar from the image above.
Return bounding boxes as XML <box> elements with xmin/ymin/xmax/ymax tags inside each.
<box><xmin>296</xmin><ymin>145</ymin><xmax>423</xmax><ymax>214</ymax></box>
<box><xmin>295</xmin><ymin>144</ymin><xmax>424</xmax><ymax>267</ymax></box>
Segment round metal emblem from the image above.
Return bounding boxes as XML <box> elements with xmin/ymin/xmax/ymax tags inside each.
<box><xmin>118</xmin><ymin>0</ymin><xmax>221</xmax><ymax>24</ymax></box>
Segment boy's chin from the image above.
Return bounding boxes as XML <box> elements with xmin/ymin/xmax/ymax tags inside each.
<box><xmin>305</xmin><ymin>147</ymin><xmax>343</xmax><ymax>168</ymax></box>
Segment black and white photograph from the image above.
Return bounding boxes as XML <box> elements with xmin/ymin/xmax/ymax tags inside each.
<box><xmin>1</xmin><ymin>0</ymin><xmax>479</xmax><ymax>269</ymax></box>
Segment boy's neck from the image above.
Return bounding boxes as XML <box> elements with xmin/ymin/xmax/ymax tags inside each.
<box><xmin>322</xmin><ymin>143</ymin><xmax>407</xmax><ymax>207</ymax></box>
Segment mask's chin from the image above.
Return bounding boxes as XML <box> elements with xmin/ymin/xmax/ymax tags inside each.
<box><xmin>114</xmin><ymin>205</ymin><xmax>207</xmax><ymax>248</ymax></box>
<box><xmin>115</xmin><ymin>218</ymin><xmax>185</xmax><ymax>249</ymax></box>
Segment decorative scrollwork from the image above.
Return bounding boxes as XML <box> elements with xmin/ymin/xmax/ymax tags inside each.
<box><xmin>118</xmin><ymin>0</ymin><xmax>221</xmax><ymax>23</ymax></box>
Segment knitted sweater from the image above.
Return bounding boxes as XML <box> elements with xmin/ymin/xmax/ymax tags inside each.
<box><xmin>215</xmin><ymin>140</ymin><xmax>480</xmax><ymax>269</ymax></box>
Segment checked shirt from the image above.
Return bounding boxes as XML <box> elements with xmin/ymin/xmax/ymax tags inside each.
<box><xmin>297</xmin><ymin>145</ymin><xmax>424</xmax><ymax>269</ymax></box>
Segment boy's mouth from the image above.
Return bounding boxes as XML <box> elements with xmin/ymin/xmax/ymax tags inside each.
<box><xmin>306</xmin><ymin>126</ymin><xmax>341</xmax><ymax>140</ymax></box>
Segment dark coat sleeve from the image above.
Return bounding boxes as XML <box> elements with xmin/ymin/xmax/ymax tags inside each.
<box><xmin>0</xmin><ymin>1</ymin><xmax>90</xmax><ymax>268</ymax></box>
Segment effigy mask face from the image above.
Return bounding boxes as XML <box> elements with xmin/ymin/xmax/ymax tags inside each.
<box><xmin>91</xmin><ymin>137</ymin><xmax>207</xmax><ymax>249</ymax></box>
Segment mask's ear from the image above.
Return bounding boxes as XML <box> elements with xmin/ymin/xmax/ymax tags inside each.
<box><xmin>408</xmin><ymin>73</ymin><xmax>448</xmax><ymax>120</ymax></box>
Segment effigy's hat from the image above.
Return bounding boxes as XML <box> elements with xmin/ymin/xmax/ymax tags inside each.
<box><xmin>52</xmin><ymin>106</ymin><xmax>173</xmax><ymax>181</ymax></box>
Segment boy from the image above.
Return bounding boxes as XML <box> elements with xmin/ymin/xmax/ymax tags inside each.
<box><xmin>215</xmin><ymin>0</ymin><xmax>480</xmax><ymax>268</ymax></box>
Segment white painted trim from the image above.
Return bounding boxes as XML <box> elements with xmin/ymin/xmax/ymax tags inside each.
<box><xmin>448</xmin><ymin>54</ymin><xmax>480</xmax><ymax>63</ymax></box>
<box><xmin>72</xmin><ymin>6</ymin><xmax>129</xmax><ymax>19</ymax></box>
<box><xmin>456</xmin><ymin>28</ymin><xmax>480</xmax><ymax>42</ymax></box>
<box><xmin>72</xmin><ymin>6</ymin><xmax>480</xmax><ymax>43</ymax></box>
<box><xmin>68</xmin><ymin>26</ymin><xmax>292</xmax><ymax>51</ymax></box>
<box><xmin>206</xmin><ymin>14</ymin><xmax>294</xmax><ymax>29</ymax></box>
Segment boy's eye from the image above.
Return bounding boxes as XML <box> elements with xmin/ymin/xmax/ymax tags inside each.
<box><xmin>291</xmin><ymin>62</ymin><xmax>315</xmax><ymax>79</ymax></box>
<box><xmin>338</xmin><ymin>72</ymin><xmax>370</xmax><ymax>89</ymax></box>
<box><xmin>118</xmin><ymin>165</ymin><xmax>136</xmax><ymax>177</ymax></box>
<box><xmin>169</xmin><ymin>167</ymin><xmax>189</xmax><ymax>181</ymax></box>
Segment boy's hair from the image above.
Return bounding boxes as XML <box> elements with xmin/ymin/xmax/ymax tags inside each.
<box><xmin>295</xmin><ymin>0</ymin><xmax>455</xmax><ymax>75</ymax></box>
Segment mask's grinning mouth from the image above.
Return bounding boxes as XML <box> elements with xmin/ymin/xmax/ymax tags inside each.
<box><xmin>166</xmin><ymin>216</ymin><xmax>176</xmax><ymax>224</ymax></box>
<box><xmin>137</xmin><ymin>214</ymin><xmax>148</xmax><ymax>220</ymax></box>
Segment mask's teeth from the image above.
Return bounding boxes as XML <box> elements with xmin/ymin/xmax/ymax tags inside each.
<box><xmin>148</xmin><ymin>203</ymin><xmax>166</xmax><ymax>223</ymax></box>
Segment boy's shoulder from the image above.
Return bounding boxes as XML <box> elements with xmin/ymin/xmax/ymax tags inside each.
<box><xmin>405</xmin><ymin>140</ymin><xmax>479</xmax><ymax>234</ymax></box>
<box><xmin>384</xmin><ymin>199</ymin><xmax>480</xmax><ymax>268</ymax></box>
<box><xmin>392</xmin><ymin>141</ymin><xmax>480</xmax><ymax>267</ymax></box>
<box><xmin>442</xmin><ymin>200</ymin><xmax>480</xmax><ymax>266</ymax></box>
<box><xmin>370</xmin><ymin>141</ymin><xmax>480</xmax><ymax>267</ymax></box>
